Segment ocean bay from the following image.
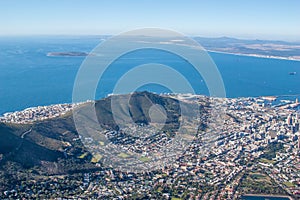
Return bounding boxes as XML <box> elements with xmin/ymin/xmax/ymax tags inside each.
<box><xmin>0</xmin><ymin>36</ymin><xmax>299</xmax><ymax>115</ymax></box>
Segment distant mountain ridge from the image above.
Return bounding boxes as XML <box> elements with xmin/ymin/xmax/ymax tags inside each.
<box><xmin>194</xmin><ymin>36</ymin><xmax>300</xmax><ymax>60</ymax></box>
<box><xmin>40</xmin><ymin>35</ymin><xmax>300</xmax><ymax>61</ymax></box>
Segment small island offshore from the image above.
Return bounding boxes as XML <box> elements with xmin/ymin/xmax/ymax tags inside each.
<box><xmin>47</xmin><ymin>52</ymin><xmax>89</xmax><ymax>57</ymax></box>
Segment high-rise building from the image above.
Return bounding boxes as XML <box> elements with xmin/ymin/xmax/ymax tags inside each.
<box><xmin>286</xmin><ymin>114</ymin><xmax>293</xmax><ymax>125</ymax></box>
<box><xmin>293</xmin><ymin>122</ymin><xmax>300</xmax><ymax>133</ymax></box>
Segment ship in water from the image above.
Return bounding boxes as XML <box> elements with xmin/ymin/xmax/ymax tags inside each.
<box><xmin>289</xmin><ymin>72</ymin><xmax>297</xmax><ymax>75</ymax></box>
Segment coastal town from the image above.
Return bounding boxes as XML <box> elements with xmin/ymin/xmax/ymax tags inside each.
<box><xmin>0</xmin><ymin>94</ymin><xmax>300</xmax><ymax>199</ymax></box>
<box><xmin>0</xmin><ymin>102</ymin><xmax>87</xmax><ymax>124</ymax></box>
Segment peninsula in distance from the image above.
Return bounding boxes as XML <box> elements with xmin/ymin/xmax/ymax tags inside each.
<box><xmin>46</xmin><ymin>37</ymin><xmax>300</xmax><ymax>61</ymax></box>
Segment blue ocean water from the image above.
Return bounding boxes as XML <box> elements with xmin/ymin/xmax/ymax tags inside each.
<box><xmin>241</xmin><ymin>195</ymin><xmax>290</xmax><ymax>200</ymax></box>
<box><xmin>0</xmin><ymin>36</ymin><xmax>299</xmax><ymax>115</ymax></box>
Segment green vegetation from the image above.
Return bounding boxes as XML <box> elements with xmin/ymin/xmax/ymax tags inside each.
<box><xmin>139</xmin><ymin>156</ymin><xmax>151</xmax><ymax>162</ymax></box>
<box><xmin>260</xmin><ymin>142</ymin><xmax>283</xmax><ymax>160</ymax></box>
<box><xmin>238</xmin><ymin>169</ymin><xmax>286</xmax><ymax>195</ymax></box>
<box><xmin>283</xmin><ymin>182</ymin><xmax>295</xmax><ymax>187</ymax></box>
<box><xmin>94</xmin><ymin>91</ymin><xmax>183</xmax><ymax>131</ymax></box>
<box><xmin>250</xmin><ymin>173</ymin><xmax>267</xmax><ymax>180</ymax></box>
<box><xmin>259</xmin><ymin>158</ymin><xmax>275</xmax><ymax>164</ymax></box>
<box><xmin>91</xmin><ymin>154</ymin><xmax>102</xmax><ymax>163</ymax></box>
<box><xmin>78</xmin><ymin>152</ymin><xmax>88</xmax><ymax>159</ymax></box>
<box><xmin>171</xmin><ymin>197</ymin><xmax>182</xmax><ymax>200</ymax></box>
<box><xmin>118</xmin><ymin>153</ymin><xmax>130</xmax><ymax>158</ymax></box>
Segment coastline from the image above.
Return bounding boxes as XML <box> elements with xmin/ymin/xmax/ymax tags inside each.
<box><xmin>242</xmin><ymin>194</ymin><xmax>293</xmax><ymax>200</ymax></box>
<box><xmin>0</xmin><ymin>93</ymin><xmax>299</xmax><ymax>124</ymax></box>
<box><xmin>207</xmin><ymin>50</ymin><xmax>300</xmax><ymax>62</ymax></box>
<box><xmin>1</xmin><ymin>93</ymin><xmax>299</xmax><ymax>117</ymax></box>
<box><xmin>0</xmin><ymin>101</ymin><xmax>90</xmax><ymax>124</ymax></box>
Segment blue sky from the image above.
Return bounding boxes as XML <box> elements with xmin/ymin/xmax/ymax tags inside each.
<box><xmin>0</xmin><ymin>0</ymin><xmax>299</xmax><ymax>41</ymax></box>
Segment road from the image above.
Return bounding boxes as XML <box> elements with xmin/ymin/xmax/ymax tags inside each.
<box><xmin>21</xmin><ymin>128</ymin><xmax>32</xmax><ymax>139</ymax></box>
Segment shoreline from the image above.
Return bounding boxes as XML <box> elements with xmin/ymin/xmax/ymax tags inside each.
<box><xmin>242</xmin><ymin>194</ymin><xmax>293</xmax><ymax>200</ymax></box>
<box><xmin>1</xmin><ymin>93</ymin><xmax>300</xmax><ymax>117</ymax></box>
<box><xmin>0</xmin><ymin>93</ymin><xmax>299</xmax><ymax>124</ymax></box>
<box><xmin>0</xmin><ymin>101</ymin><xmax>90</xmax><ymax>124</ymax></box>
<box><xmin>207</xmin><ymin>50</ymin><xmax>300</xmax><ymax>62</ymax></box>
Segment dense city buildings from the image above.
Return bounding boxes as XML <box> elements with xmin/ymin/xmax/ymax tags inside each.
<box><xmin>0</xmin><ymin>94</ymin><xmax>299</xmax><ymax>199</ymax></box>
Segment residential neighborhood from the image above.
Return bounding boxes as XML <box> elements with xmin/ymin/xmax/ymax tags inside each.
<box><xmin>0</xmin><ymin>94</ymin><xmax>299</xmax><ymax>199</ymax></box>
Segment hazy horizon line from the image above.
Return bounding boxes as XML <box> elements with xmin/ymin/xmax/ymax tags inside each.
<box><xmin>0</xmin><ymin>34</ymin><xmax>299</xmax><ymax>43</ymax></box>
